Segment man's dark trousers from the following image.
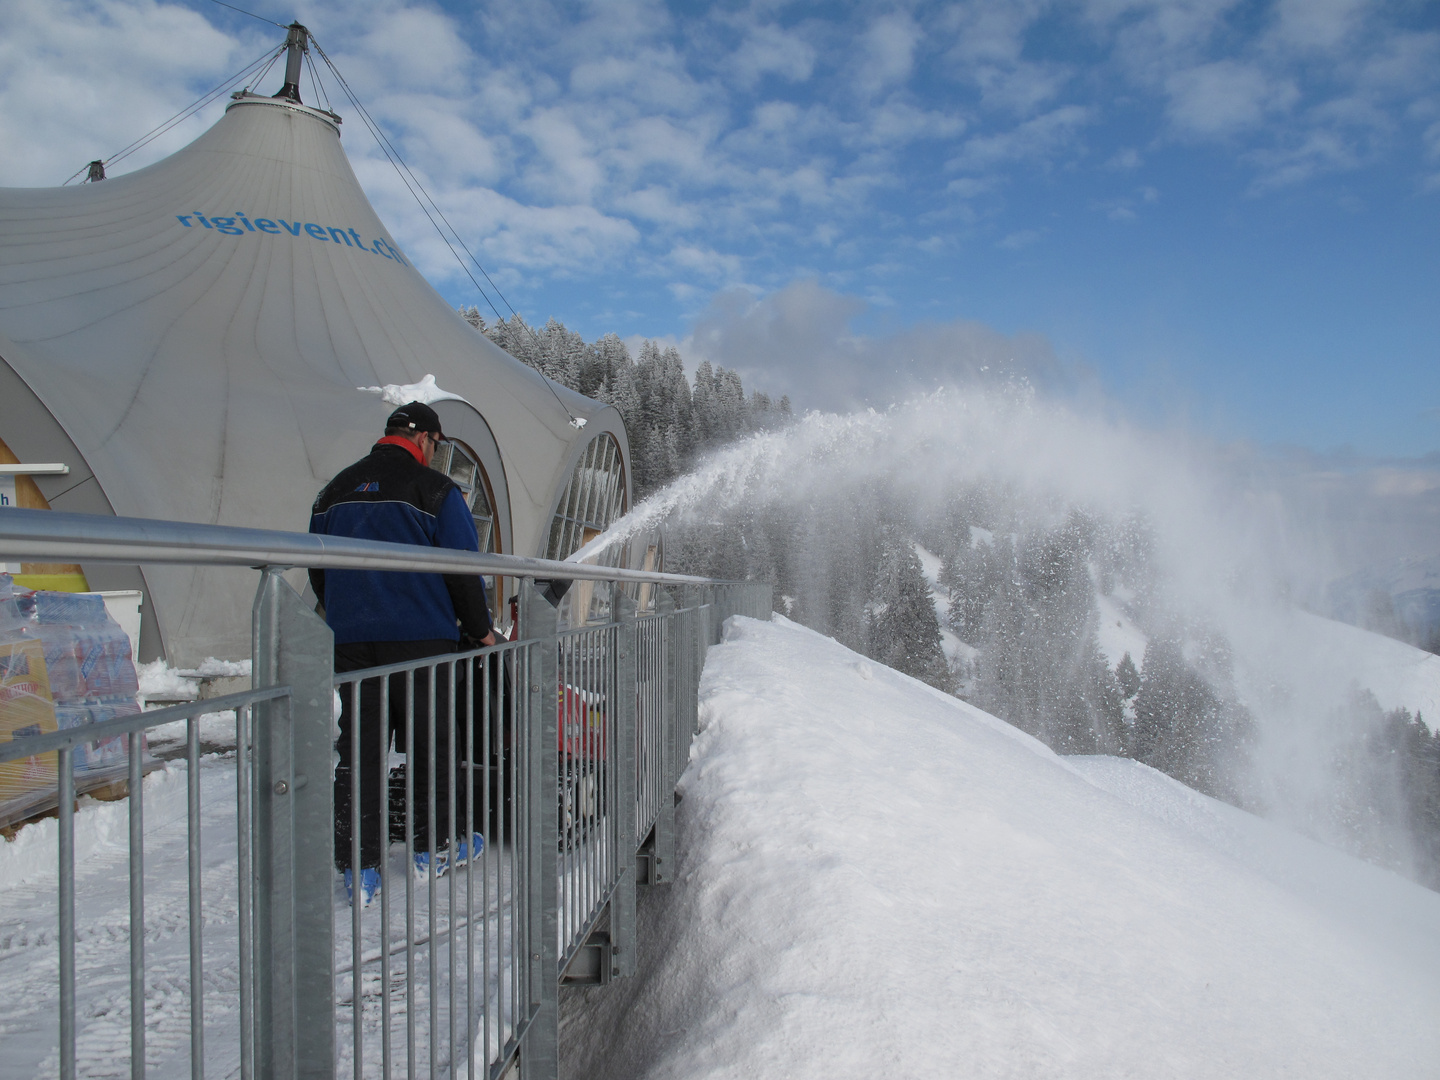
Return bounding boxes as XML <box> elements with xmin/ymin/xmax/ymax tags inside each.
<box><xmin>333</xmin><ymin>639</ymin><xmax>463</xmax><ymax>871</ymax></box>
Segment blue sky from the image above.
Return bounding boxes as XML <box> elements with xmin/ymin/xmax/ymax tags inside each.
<box><xmin>2</xmin><ymin>0</ymin><xmax>1438</xmax><ymax>458</ymax></box>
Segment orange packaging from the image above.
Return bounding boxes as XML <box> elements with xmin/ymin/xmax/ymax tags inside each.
<box><xmin>0</xmin><ymin>637</ymin><xmax>60</xmax><ymax>808</ymax></box>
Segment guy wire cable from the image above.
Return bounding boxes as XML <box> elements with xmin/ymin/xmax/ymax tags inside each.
<box><xmin>63</xmin><ymin>44</ymin><xmax>285</xmax><ymax>184</ymax></box>
<box><xmin>65</xmin><ymin>0</ymin><xmax>290</xmax><ymax>183</ymax></box>
<box><xmin>204</xmin><ymin>0</ymin><xmax>288</xmax><ymax>28</ymax></box>
<box><xmin>310</xmin><ymin>36</ymin><xmax>589</xmax><ymax>428</ymax></box>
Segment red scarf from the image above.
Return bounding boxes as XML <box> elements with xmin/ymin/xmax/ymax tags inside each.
<box><xmin>375</xmin><ymin>435</ymin><xmax>425</xmax><ymax>465</ymax></box>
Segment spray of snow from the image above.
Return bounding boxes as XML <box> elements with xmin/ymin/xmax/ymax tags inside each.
<box><xmin>577</xmin><ymin>386</ymin><xmax>1439</xmax><ymax>862</ymax></box>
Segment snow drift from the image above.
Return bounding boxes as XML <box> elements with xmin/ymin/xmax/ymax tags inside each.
<box><xmin>561</xmin><ymin>614</ymin><xmax>1440</xmax><ymax>1079</ymax></box>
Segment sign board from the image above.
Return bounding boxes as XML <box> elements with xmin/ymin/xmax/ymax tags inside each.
<box><xmin>0</xmin><ymin>474</ymin><xmax>18</xmax><ymax>572</ymax></box>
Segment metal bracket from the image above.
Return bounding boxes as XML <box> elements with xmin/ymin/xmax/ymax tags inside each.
<box><xmin>559</xmin><ymin>931</ymin><xmax>614</xmax><ymax>986</ymax></box>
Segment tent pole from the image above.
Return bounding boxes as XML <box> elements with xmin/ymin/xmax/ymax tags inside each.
<box><xmin>274</xmin><ymin>23</ymin><xmax>308</xmax><ymax>103</ymax></box>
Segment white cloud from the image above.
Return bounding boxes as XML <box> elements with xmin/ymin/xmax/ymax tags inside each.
<box><xmin>0</xmin><ymin>0</ymin><xmax>256</xmax><ymax>185</ymax></box>
<box><xmin>998</xmin><ymin>228</ymin><xmax>1043</xmax><ymax>249</ymax></box>
<box><xmin>686</xmin><ymin>280</ymin><xmax>1071</xmax><ymax>409</ymax></box>
<box><xmin>731</xmin><ymin>22</ymin><xmax>817</xmax><ymax>88</ymax></box>
<box><xmin>666</xmin><ymin>243</ymin><xmax>745</xmax><ymax>283</ymax></box>
<box><xmin>1272</xmin><ymin>0</ymin><xmax>1372</xmax><ymax>53</ymax></box>
<box><xmin>857</xmin><ymin>13</ymin><xmax>921</xmax><ymax>98</ymax></box>
<box><xmin>5</xmin><ymin>0</ymin><xmax>1439</xmax><ymax>308</ymax></box>
<box><xmin>1244</xmin><ymin>128</ymin><xmax>1362</xmax><ymax>191</ymax></box>
<box><xmin>948</xmin><ymin>105</ymin><xmax>1093</xmax><ymax>172</ymax></box>
<box><xmin>946</xmin><ymin>176</ymin><xmax>995</xmax><ymax>198</ymax></box>
<box><xmin>1165</xmin><ymin>61</ymin><xmax>1298</xmax><ymax>137</ymax></box>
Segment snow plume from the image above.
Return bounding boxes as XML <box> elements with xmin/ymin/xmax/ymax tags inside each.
<box><xmin>595</xmin><ymin>387</ymin><xmax>1440</xmax><ymax>884</ymax></box>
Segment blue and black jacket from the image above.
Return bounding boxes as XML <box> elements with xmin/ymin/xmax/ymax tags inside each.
<box><xmin>308</xmin><ymin>441</ymin><xmax>493</xmax><ymax>646</ymax></box>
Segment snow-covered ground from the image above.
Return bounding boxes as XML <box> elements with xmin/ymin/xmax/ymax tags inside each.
<box><xmin>0</xmin><ymin>760</ymin><xmax>248</xmax><ymax>1079</ymax></box>
<box><xmin>1280</xmin><ymin>609</ymin><xmax>1440</xmax><ymax>726</ymax></box>
<box><xmin>561</xmin><ymin>614</ymin><xmax>1440</xmax><ymax>1079</ymax></box>
<box><xmin>0</xmin><ymin>751</ymin><xmax>522</xmax><ymax>1079</ymax></box>
<box><xmin>6</xmin><ymin>613</ymin><xmax>1440</xmax><ymax>1078</ymax></box>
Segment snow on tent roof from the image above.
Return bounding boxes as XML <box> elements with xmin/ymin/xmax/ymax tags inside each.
<box><xmin>0</xmin><ymin>92</ymin><xmax>627</xmax><ymax>665</ymax></box>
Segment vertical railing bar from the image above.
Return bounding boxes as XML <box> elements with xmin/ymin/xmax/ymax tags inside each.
<box><xmin>405</xmin><ymin>669</ymin><xmax>416</xmax><ymax>1080</ymax></box>
<box><xmin>351</xmin><ymin>678</ymin><xmax>364</xmax><ymax>1080</ymax></box>
<box><xmin>593</xmin><ymin>630</ymin><xmax>599</xmax><ymax>927</ymax></box>
<box><xmin>578</xmin><ymin>636</ymin><xmax>586</xmax><ymax>944</ymax></box>
<box><xmin>427</xmin><ymin>661</ymin><xmax>438</xmax><ymax>1080</ymax></box>
<box><xmin>592</xmin><ymin>631</ymin><xmax>600</xmax><ymax>928</ymax></box>
<box><xmin>479</xmin><ymin>652</ymin><xmax>491</xmax><ymax>1072</ymax></box>
<box><xmin>563</xmin><ymin>638</ymin><xmax>571</xmax><ymax>951</ymax></box>
<box><xmin>515</xmin><ymin>645</ymin><xmax>526</xmax><ymax>1052</ymax></box>
<box><xmin>560</xmin><ymin>638</ymin><xmax>568</xmax><ymax>953</ymax></box>
<box><xmin>562</xmin><ymin>639</ymin><xmax>571</xmax><ymax>951</ymax></box>
<box><xmin>508</xmin><ymin>646</ymin><xmax>519</xmax><ymax>1057</ymax></box>
<box><xmin>380</xmin><ymin>674</ymin><xmax>393</xmax><ymax>1080</ymax></box>
<box><xmin>58</xmin><ymin>747</ymin><xmax>77</xmax><ymax>1080</ymax></box>
<box><xmin>187</xmin><ymin>715</ymin><xmax>205</xmax><ymax>1080</ymax></box>
<box><xmin>582</xmin><ymin>634</ymin><xmax>589</xmax><ymax>941</ymax></box>
<box><xmin>610</xmin><ymin>622</ymin><xmax>617</xmax><ymax>908</ymax></box>
<box><xmin>463</xmin><ymin>655</ymin><xmax>475</xmax><ymax>1080</ymax></box>
<box><xmin>585</xmin><ymin>633</ymin><xmax>591</xmax><ymax>935</ymax></box>
<box><xmin>574</xmin><ymin>637</ymin><xmax>581</xmax><ymax>946</ymax></box>
<box><xmin>130</xmin><ymin>727</ymin><xmax>147</xmax><ymax>1080</ymax></box>
<box><xmin>595</xmin><ymin>630</ymin><xmax>604</xmax><ymax>926</ymax></box>
<box><xmin>578</xmin><ymin>636</ymin><xmax>586</xmax><ymax>937</ymax></box>
<box><xmin>236</xmin><ymin>703</ymin><xmax>254</xmax><ymax>1080</ymax></box>
<box><xmin>447</xmin><ymin>658</ymin><xmax>458</xmax><ymax>1078</ymax></box>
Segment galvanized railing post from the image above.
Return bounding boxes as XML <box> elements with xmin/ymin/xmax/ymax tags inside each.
<box><xmin>612</xmin><ymin>592</ymin><xmax>639</xmax><ymax>979</ymax></box>
<box><xmin>252</xmin><ymin>569</ymin><xmax>336</xmax><ymax>1080</ymax></box>
<box><xmin>705</xmin><ymin>584</ymin><xmax>720</xmax><ymax>644</ymax></box>
<box><xmin>650</xmin><ymin>589</ymin><xmax>676</xmax><ymax>886</ymax></box>
<box><xmin>682</xmin><ymin>586</ymin><xmax>702</xmax><ymax>746</ymax></box>
<box><xmin>519</xmin><ymin>579</ymin><xmax>560</xmax><ymax>1080</ymax></box>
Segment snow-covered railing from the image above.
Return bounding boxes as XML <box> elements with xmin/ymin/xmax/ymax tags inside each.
<box><xmin>0</xmin><ymin>509</ymin><xmax>770</xmax><ymax>1080</ymax></box>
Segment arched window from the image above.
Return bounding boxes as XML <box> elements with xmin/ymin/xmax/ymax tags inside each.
<box><xmin>431</xmin><ymin>438</ymin><xmax>504</xmax><ymax>622</ymax></box>
<box><xmin>544</xmin><ymin>433</ymin><xmax>625</xmax><ymax>562</ymax></box>
<box><xmin>432</xmin><ymin>439</ymin><xmax>498</xmax><ymax>554</ymax></box>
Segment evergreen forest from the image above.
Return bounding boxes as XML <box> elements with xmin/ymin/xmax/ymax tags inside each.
<box><xmin>460</xmin><ymin>308</ymin><xmax>791</xmax><ymax>501</ymax></box>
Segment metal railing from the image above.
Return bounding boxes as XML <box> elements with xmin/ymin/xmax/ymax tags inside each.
<box><xmin>0</xmin><ymin>509</ymin><xmax>771</xmax><ymax>1080</ymax></box>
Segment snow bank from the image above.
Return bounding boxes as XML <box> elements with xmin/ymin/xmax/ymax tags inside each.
<box><xmin>561</xmin><ymin>614</ymin><xmax>1440</xmax><ymax>1079</ymax></box>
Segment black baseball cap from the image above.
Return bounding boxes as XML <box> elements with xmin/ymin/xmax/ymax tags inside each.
<box><xmin>387</xmin><ymin>401</ymin><xmax>447</xmax><ymax>440</ymax></box>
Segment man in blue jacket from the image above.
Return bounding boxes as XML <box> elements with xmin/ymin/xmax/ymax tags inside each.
<box><xmin>310</xmin><ymin>401</ymin><xmax>495</xmax><ymax>904</ymax></box>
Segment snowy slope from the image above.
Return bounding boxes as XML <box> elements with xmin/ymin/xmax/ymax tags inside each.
<box><xmin>1283</xmin><ymin>609</ymin><xmax>1440</xmax><ymax>727</ymax></box>
<box><xmin>561</xmin><ymin>615</ymin><xmax>1440</xmax><ymax>1080</ymax></box>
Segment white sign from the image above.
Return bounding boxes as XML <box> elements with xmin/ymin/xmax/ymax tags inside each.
<box><xmin>1</xmin><ymin>473</ymin><xmax>19</xmax><ymax>572</ymax></box>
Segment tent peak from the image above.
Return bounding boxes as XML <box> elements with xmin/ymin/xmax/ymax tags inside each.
<box><xmin>274</xmin><ymin>23</ymin><xmax>309</xmax><ymax>104</ymax></box>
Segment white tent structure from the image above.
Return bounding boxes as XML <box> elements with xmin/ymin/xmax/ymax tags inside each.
<box><xmin>0</xmin><ymin>31</ymin><xmax>630</xmax><ymax>665</ymax></box>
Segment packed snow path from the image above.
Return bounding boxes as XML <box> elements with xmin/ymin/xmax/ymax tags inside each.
<box><xmin>561</xmin><ymin>615</ymin><xmax>1440</xmax><ymax>1080</ymax></box>
<box><xmin>0</xmin><ymin>754</ymin><xmax>524</xmax><ymax>1079</ymax></box>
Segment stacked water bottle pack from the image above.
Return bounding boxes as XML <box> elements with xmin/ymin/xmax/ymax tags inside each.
<box><xmin>0</xmin><ymin>573</ymin><xmax>144</xmax><ymax>822</ymax></box>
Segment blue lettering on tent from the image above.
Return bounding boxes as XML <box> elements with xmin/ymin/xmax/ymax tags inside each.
<box><xmin>174</xmin><ymin>212</ymin><xmax>410</xmax><ymax>266</ymax></box>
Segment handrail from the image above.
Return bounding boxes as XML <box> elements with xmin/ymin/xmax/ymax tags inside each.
<box><xmin>0</xmin><ymin>508</ymin><xmax>711</xmax><ymax>585</ymax></box>
<box><xmin>0</xmin><ymin>685</ymin><xmax>292</xmax><ymax>762</ymax></box>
